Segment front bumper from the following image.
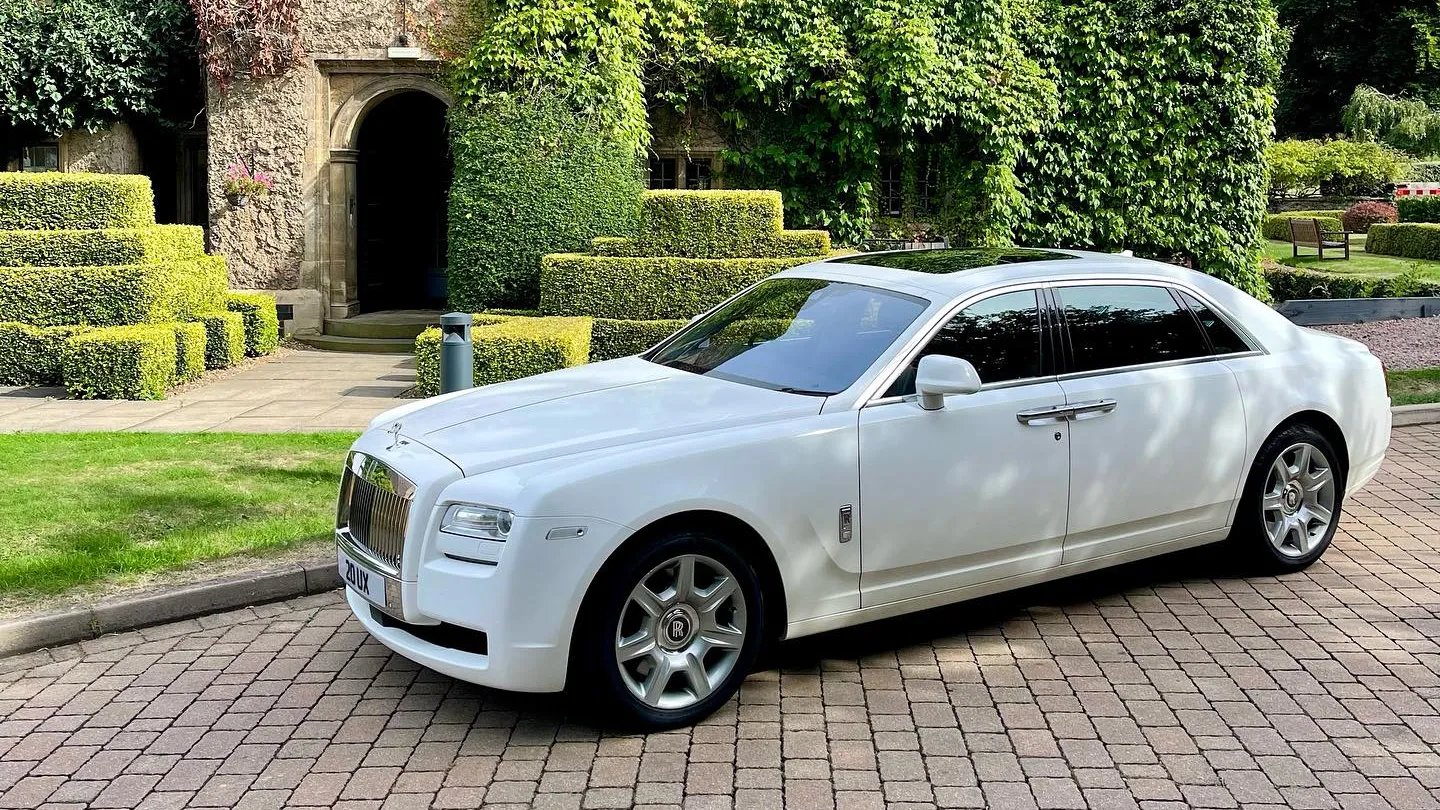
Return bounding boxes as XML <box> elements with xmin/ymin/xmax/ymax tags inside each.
<box><xmin>339</xmin><ymin>509</ymin><xmax>631</xmax><ymax>694</ymax></box>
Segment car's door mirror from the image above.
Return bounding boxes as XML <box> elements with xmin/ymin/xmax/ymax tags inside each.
<box><xmin>916</xmin><ymin>355</ymin><xmax>982</xmax><ymax>410</ymax></box>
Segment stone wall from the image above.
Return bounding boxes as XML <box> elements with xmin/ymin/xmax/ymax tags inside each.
<box><xmin>205</xmin><ymin>0</ymin><xmax>440</xmax><ymax>291</ymax></box>
<box><xmin>60</xmin><ymin>123</ymin><xmax>142</xmax><ymax>174</ymax></box>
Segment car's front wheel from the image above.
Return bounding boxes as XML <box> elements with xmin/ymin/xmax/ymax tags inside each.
<box><xmin>1231</xmin><ymin>423</ymin><xmax>1346</xmax><ymax>573</ymax></box>
<box><xmin>573</xmin><ymin>529</ymin><xmax>766</xmax><ymax>729</ymax></box>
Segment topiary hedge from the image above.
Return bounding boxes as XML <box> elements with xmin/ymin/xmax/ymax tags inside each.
<box><xmin>447</xmin><ymin>94</ymin><xmax>643</xmax><ymax>311</ymax></box>
<box><xmin>0</xmin><ymin>173</ymin><xmax>155</xmax><ymax>230</ymax></box>
<box><xmin>0</xmin><ymin>256</ymin><xmax>228</xmax><ymax>327</ymax></box>
<box><xmin>171</xmin><ymin>322</ymin><xmax>207</xmax><ymax>384</ymax></box>
<box><xmin>1266</xmin><ymin>265</ymin><xmax>1440</xmax><ymax>301</ymax></box>
<box><xmin>589</xmin><ymin>318</ymin><xmax>687</xmax><ymax>361</ymax></box>
<box><xmin>1261</xmin><ymin>212</ymin><xmax>1345</xmax><ymax>241</ymax></box>
<box><xmin>61</xmin><ymin>324</ymin><xmax>177</xmax><ymax>400</ymax></box>
<box><xmin>615</xmin><ymin>191</ymin><xmax>833</xmax><ymax>259</ymax></box>
<box><xmin>198</xmin><ymin>311</ymin><xmax>245</xmax><ymax>370</ymax></box>
<box><xmin>0</xmin><ymin>323</ymin><xmax>88</xmax><ymax>385</ymax></box>
<box><xmin>1365</xmin><ymin>223</ymin><xmax>1440</xmax><ymax>260</ymax></box>
<box><xmin>414</xmin><ymin>316</ymin><xmax>594</xmax><ymax>396</ymax></box>
<box><xmin>539</xmin><ymin>255</ymin><xmax>801</xmax><ymax>320</ymax></box>
<box><xmin>225</xmin><ymin>292</ymin><xmax>280</xmax><ymax>357</ymax></box>
<box><xmin>1397</xmin><ymin>197</ymin><xmax>1440</xmax><ymax>224</ymax></box>
<box><xmin>0</xmin><ymin>225</ymin><xmax>204</xmax><ymax>266</ymax></box>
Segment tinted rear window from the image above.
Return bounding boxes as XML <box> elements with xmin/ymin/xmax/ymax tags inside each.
<box><xmin>1059</xmin><ymin>285</ymin><xmax>1209</xmax><ymax>372</ymax></box>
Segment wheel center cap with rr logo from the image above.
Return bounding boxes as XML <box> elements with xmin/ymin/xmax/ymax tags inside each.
<box><xmin>658</xmin><ymin>604</ymin><xmax>699</xmax><ymax>651</ymax></box>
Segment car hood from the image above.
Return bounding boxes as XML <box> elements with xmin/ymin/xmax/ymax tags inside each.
<box><xmin>391</xmin><ymin>357</ymin><xmax>823</xmax><ymax>475</ymax></box>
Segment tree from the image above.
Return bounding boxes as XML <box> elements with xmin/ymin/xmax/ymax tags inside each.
<box><xmin>1343</xmin><ymin>85</ymin><xmax>1440</xmax><ymax>158</ymax></box>
<box><xmin>0</xmin><ymin>0</ymin><xmax>195</xmax><ymax>159</ymax></box>
<box><xmin>1275</xmin><ymin>0</ymin><xmax>1440</xmax><ymax>138</ymax></box>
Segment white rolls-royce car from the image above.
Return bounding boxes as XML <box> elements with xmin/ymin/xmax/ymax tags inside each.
<box><xmin>337</xmin><ymin>247</ymin><xmax>1391</xmax><ymax>728</ymax></box>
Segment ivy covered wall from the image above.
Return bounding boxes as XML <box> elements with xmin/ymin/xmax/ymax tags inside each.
<box><xmin>1013</xmin><ymin>0</ymin><xmax>1285</xmax><ymax>295</ymax></box>
<box><xmin>443</xmin><ymin>0</ymin><xmax>1284</xmax><ymax>304</ymax></box>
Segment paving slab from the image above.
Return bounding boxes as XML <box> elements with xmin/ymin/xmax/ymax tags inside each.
<box><xmin>0</xmin><ymin>426</ymin><xmax>1437</xmax><ymax>808</ymax></box>
<box><xmin>0</xmin><ymin>348</ymin><xmax>415</xmax><ymax>433</ymax></box>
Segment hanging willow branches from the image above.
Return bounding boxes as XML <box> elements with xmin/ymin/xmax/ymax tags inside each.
<box><xmin>188</xmin><ymin>0</ymin><xmax>304</xmax><ymax>91</ymax></box>
<box><xmin>1343</xmin><ymin>85</ymin><xmax>1440</xmax><ymax>159</ymax></box>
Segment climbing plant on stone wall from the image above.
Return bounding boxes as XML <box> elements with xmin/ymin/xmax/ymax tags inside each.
<box><xmin>188</xmin><ymin>0</ymin><xmax>304</xmax><ymax>91</ymax></box>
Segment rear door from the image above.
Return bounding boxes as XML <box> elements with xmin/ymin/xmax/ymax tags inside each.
<box><xmin>1051</xmin><ymin>282</ymin><xmax>1248</xmax><ymax>564</ymax></box>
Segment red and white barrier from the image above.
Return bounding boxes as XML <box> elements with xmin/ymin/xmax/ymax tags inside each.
<box><xmin>1395</xmin><ymin>183</ymin><xmax>1440</xmax><ymax>197</ymax></box>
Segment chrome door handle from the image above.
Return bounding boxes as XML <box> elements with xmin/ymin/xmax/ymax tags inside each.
<box><xmin>1016</xmin><ymin>405</ymin><xmax>1073</xmax><ymax>425</ymax></box>
<box><xmin>1068</xmin><ymin>399</ymin><xmax>1118</xmax><ymax>420</ymax></box>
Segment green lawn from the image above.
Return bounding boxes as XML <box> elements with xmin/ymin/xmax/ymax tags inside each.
<box><xmin>1263</xmin><ymin>235</ymin><xmax>1440</xmax><ymax>280</ymax></box>
<box><xmin>1388</xmin><ymin>368</ymin><xmax>1440</xmax><ymax>406</ymax></box>
<box><xmin>0</xmin><ymin>432</ymin><xmax>356</xmax><ymax>598</ymax></box>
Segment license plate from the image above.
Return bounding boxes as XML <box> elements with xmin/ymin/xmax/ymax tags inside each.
<box><xmin>339</xmin><ymin>546</ymin><xmax>391</xmax><ymax>609</ymax></box>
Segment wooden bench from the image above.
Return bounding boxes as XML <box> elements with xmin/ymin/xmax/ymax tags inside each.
<box><xmin>1289</xmin><ymin>217</ymin><xmax>1350</xmax><ymax>260</ymax></box>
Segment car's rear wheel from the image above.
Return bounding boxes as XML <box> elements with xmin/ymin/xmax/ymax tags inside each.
<box><xmin>1231</xmin><ymin>423</ymin><xmax>1345</xmax><ymax>573</ymax></box>
<box><xmin>573</xmin><ymin>529</ymin><xmax>765</xmax><ymax>729</ymax></box>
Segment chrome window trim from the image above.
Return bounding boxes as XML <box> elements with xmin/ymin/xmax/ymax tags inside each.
<box><xmin>865</xmin><ymin>373</ymin><xmax>1062</xmax><ymax>409</ymax></box>
<box><xmin>857</xmin><ymin>274</ymin><xmax>1268</xmax><ymax>408</ymax></box>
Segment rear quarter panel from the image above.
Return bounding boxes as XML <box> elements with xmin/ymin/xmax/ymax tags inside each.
<box><xmin>1222</xmin><ymin>327</ymin><xmax>1390</xmax><ymax>506</ymax></box>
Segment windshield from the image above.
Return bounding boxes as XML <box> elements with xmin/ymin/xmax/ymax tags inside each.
<box><xmin>647</xmin><ymin>277</ymin><xmax>929</xmax><ymax>396</ymax></box>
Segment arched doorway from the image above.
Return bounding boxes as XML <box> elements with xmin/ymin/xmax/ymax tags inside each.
<box><xmin>355</xmin><ymin>91</ymin><xmax>450</xmax><ymax>311</ymax></box>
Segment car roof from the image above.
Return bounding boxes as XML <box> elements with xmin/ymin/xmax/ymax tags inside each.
<box><xmin>781</xmin><ymin>247</ymin><xmax>1204</xmax><ymax>299</ymax></box>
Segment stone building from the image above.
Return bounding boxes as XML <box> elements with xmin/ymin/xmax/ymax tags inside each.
<box><xmin>202</xmin><ymin>0</ymin><xmax>453</xmax><ymax>334</ymax></box>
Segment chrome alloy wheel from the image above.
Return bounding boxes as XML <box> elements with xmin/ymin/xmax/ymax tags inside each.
<box><xmin>615</xmin><ymin>554</ymin><xmax>747</xmax><ymax>711</ymax></box>
<box><xmin>1262</xmin><ymin>441</ymin><xmax>1336</xmax><ymax>558</ymax></box>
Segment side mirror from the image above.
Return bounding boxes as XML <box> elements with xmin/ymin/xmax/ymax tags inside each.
<box><xmin>916</xmin><ymin>355</ymin><xmax>982</xmax><ymax>410</ymax></box>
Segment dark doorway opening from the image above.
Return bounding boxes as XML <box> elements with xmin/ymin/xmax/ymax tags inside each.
<box><xmin>356</xmin><ymin>92</ymin><xmax>450</xmax><ymax>312</ymax></box>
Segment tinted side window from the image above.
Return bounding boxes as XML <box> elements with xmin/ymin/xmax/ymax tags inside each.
<box><xmin>886</xmin><ymin>289</ymin><xmax>1043</xmax><ymax>396</ymax></box>
<box><xmin>1059</xmin><ymin>285</ymin><xmax>1209</xmax><ymax>373</ymax></box>
<box><xmin>1179</xmin><ymin>291</ymin><xmax>1250</xmax><ymax>354</ymax></box>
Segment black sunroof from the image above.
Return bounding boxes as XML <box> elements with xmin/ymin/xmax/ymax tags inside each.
<box><xmin>829</xmin><ymin>247</ymin><xmax>1078</xmax><ymax>274</ymax></box>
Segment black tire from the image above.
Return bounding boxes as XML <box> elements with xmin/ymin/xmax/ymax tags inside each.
<box><xmin>1229</xmin><ymin>422</ymin><xmax>1346</xmax><ymax>574</ymax></box>
<box><xmin>570</xmin><ymin>528</ymin><xmax>766</xmax><ymax>730</ymax></box>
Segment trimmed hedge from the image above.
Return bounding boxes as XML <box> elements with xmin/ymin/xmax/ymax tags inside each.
<box><xmin>414</xmin><ymin>316</ymin><xmax>593</xmax><ymax>396</ymax></box>
<box><xmin>1397</xmin><ymin>197</ymin><xmax>1440</xmax><ymax>224</ymax></box>
<box><xmin>0</xmin><ymin>255</ymin><xmax>228</xmax><ymax>327</ymax></box>
<box><xmin>624</xmin><ymin>191</ymin><xmax>831</xmax><ymax>259</ymax></box>
<box><xmin>172</xmin><ymin>322</ymin><xmax>207</xmax><ymax>383</ymax></box>
<box><xmin>1266</xmin><ymin>266</ymin><xmax>1440</xmax><ymax>301</ymax></box>
<box><xmin>1366</xmin><ymin>223</ymin><xmax>1440</xmax><ymax>260</ymax></box>
<box><xmin>0</xmin><ymin>173</ymin><xmax>155</xmax><ymax>230</ymax></box>
<box><xmin>590</xmin><ymin>318</ymin><xmax>687</xmax><ymax>361</ymax></box>
<box><xmin>447</xmin><ymin>94</ymin><xmax>643</xmax><ymax>310</ymax></box>
<box><xmin>0</xmin><ymin>323</ymin><xmax>87</xmax><ymax>385</ymax></box>
<box><xmin>539</xmin><ymin>255</ymin><xmax>806</xmax><ymax>320</ymax></box>
<box><xmin>0</xmin><ymin>225</ymin><xmax>204</xmax><ymax>266</ymax></box>
<box><xmin>226</xmin><ymin>292</ymin><xmax>280</xmax><ymax>356</ymax></box>
<box><xmin>1262</xmin><ymin>212</ymin><xmax>1345</xmax><ymax>241</ymax></box>
<box><xmin>197</xmin><ymin>311</ymin><xmax>245</xmax><ymax>370</ymax></box>
<box><xmin>61</xmin><ymin>324</ymin><xmax>176</xmax><ymax>400</ymax></box>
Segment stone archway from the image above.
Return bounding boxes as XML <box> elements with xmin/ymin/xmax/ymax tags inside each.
<box><xmin>309</xmin><ymin>69</ymin><xmax>454</xmax><ymax>320</ymax></box>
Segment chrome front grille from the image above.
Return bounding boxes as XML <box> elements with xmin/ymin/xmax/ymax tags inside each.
<box><xmin>337</xmin><ymin>452</ymin><xmax>415</xmax><ymax>571</ymax></box>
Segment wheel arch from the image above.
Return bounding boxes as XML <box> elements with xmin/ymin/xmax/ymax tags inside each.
<box><xmin>1268</xmin><ymin>409</ymin><xmax>1349</xmax><ymax>473</ymax></box>
<box><xmin>571</xmin><ymin>509</ymin><xmax>790</xmax><ymax>660</ymax></box>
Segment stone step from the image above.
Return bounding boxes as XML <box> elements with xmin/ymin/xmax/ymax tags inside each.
<box><xmin>323</xmin><ymin>316</ymin><xmax>437</xmax><ymax>339</ymax></box>
<box><xmin>293</xmin><ymin>334</ymin><xmax>416</xmax><ymax>354</ymax></box>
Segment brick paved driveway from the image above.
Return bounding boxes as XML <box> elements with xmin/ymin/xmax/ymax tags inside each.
<box><xmin>2</xmin><ymin>427</ymin><xmax>1439</xmax><ymax>810</ymax></box>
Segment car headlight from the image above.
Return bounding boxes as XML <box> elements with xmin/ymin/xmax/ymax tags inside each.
<box><xmin>440</xmin><ymin>504</ymin><xmax>513</xmax><ymax>540</ymax></box>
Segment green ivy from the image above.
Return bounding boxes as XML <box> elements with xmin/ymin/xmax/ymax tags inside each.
<box><xmin>0</xmin><ymin>0</ymin><xmax>192</xmax><ymax>138</ymax></box>
<box><xmin>1013</xmin><ymin>0</ymin><xmax>1286</xmax><ymax>296</ymax></box>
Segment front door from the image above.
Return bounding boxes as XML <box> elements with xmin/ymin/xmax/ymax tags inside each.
<box><xmin>1053</xmin><ymin>283</ymin><xmax>1247</xmax><ymax>563</ymax></box>
<box><xmin>859</xmin><ymin>289</ymin><xmax>1070</xmax><ymax>606</ymax></box>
